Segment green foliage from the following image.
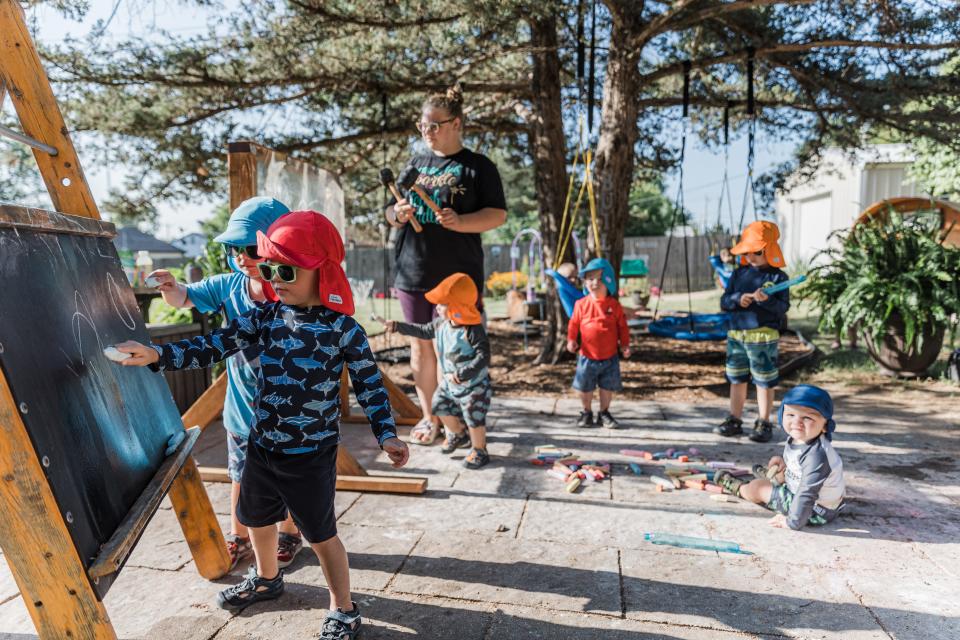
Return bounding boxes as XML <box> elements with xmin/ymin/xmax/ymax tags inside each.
<box><xmin>148</xmin><ymin>267</ymin><xmax>193</xmax><ymax>325</ymax></box>
<box><xmin>626</xmin><ymin>176</ymin><xmax>683</xmax><ymax>236</ymax></box>
<box><xmin>801</xmin><ymin>213</ymin><xmax>960</xmax><ymax>351</ymax></box>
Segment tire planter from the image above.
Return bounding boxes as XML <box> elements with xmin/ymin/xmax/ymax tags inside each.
<box><xmin>862</xmin><ymin>313</ymin><xmax>945</xmax><ymax>377</ymax></box>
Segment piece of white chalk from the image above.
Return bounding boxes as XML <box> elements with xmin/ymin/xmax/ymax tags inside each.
<box><xmin>144</xmin><ymin>276</ymin><xmax>161</xmax><ymax>288</ymax></box>
<box><xmin>103</xmin><ymin>346</ymin><xmax>131</xmax><ymax>362</ymax></box>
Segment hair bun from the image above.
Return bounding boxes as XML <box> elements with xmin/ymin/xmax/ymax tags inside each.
<box><xmin>445</xmin><ymin>83</ymin><xmax>463</xmax><ymax>105</ymax></box>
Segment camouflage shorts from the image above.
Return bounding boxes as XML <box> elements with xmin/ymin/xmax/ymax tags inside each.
<box><xmin>766</xmin><ymin>484</ymin><xmax>828</xmax><ymax>526</ymax></box>
<box><xmin>431</xmin><ymin>381</ymin><xmax>492</xmax><ymax>429</ymax></box>
<box><xmin>227</xmin><ymin>430</ymin><xmax>248</xmax><ymax>483</ymax></box>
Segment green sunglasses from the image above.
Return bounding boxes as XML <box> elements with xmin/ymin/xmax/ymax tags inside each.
<box><xmin>256</xmin><ymin>262</ymin><xmax>298</xmax><ymax>283</ymax></box>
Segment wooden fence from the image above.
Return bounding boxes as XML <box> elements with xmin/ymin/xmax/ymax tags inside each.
<box><xmin>346</xmin><ymin>234</ymin><xmax>732</xmax><ymax>295</ymax></box>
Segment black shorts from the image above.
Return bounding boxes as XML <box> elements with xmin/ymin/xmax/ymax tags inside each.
<box><xmin>396</xmin><ymin>287</ymin><xmax>484</xmax><ymax>324</ymax></box>
<box><xmin>236</xmin><ymin>438</ymin><xmax>338</xmax><ymax>544</ymax></box>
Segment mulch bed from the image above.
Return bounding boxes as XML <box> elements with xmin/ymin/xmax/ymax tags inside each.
<box><xmin>368</xmin><ymin>318</ymin><xmax>814</xmax><ymax>403</ymax></box>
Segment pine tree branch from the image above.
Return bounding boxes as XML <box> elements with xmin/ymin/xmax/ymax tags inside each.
<box><xmin>288</xmin><ymin>0</ymin><xmax>466</xmax><ymax>28</ymax></box>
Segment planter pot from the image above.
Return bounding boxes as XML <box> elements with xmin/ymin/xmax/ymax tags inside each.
<box><xmin>863</xmin><ymin>314</ymin><xmax>945</xmax><ymax>377</ymax></box>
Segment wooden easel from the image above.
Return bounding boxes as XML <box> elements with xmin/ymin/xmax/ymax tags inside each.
<box><xmin>183</xmin><ymin>142</ymin><xmax>426</xmax><ymax>494</ymax></box>
<box><xmin>0</xmin><ymin>4</ymin><xmax>230</xmax><ymax>638</ymax></box>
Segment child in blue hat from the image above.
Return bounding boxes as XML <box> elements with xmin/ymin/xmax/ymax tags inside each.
<box><xmin>566</xmin><ymin>257</ymin><xmax>631</xmax><ymax>428</ymax></box>
<box><xmin>714</xmin><ymin>384</ymin><xmax>846</xmax><ymax>530</ymax></box>
<box><xmin>148</xmin><ymin>197</ymin><xmax>304</xmax><ymax>568</ymax></box>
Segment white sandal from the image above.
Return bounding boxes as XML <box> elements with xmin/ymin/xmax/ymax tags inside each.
<box><xmin>409</xmin><ymin>419</ymin><xmax>441</xmax><ymax>445</ymax></box>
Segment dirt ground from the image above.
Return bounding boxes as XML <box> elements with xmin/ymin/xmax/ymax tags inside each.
<box><xmin>368</xmin><ymin>318</ymin><xmax>815</xmax><ymax>404</ymax></box>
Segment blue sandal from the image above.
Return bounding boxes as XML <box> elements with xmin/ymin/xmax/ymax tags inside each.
<box><xmin>216</xmin><ymin>566</ymin><xmax>284</xmax><ymax>611</ymax></box>
<box><xmin>320</xmin><ymin>603</ymin><xmax>361</xmax><ymax>639</ymax></box>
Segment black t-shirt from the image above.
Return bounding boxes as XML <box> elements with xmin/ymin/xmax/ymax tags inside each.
<box><xmin>393</xmin><ymin>148</ymin><xmax>506</xmax><ymax>291</ymax></box>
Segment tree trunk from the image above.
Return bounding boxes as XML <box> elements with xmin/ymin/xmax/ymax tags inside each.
<box><xmin>526</xmin><ymin>14</ymin><xmax>572</xmax><ymax>364</ymax></box>
<box><xmin>591</xmin><ymin>7</ymin><xmax>641</xmax><ymax>280</ymax></box>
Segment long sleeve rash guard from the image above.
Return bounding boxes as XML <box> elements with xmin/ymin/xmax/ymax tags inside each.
<box><xmin>150</xmin><ymin>303</ymin><xmax>396</xmax><ymax>454</ymax></box>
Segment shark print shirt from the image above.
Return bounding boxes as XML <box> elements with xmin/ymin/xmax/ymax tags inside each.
<box><xmin>149</xmin><ymin>303</ymin><xmax>396</xmax><ymax>454</ymax></box>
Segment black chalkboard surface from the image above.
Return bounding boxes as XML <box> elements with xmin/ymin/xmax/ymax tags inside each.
<box><xmin>0</xmin><ymin>205</ymin><xmax>183</xmax><ymax>595</ymax></box>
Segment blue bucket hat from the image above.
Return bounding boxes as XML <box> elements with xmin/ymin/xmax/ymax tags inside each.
<box><xmin>579</xmin><ymin>257</ymin><xmax>617</xmax><ymax>295</ymax></box>
<box><xmin>778</xmin><ymin>384</ymin><xmax>836</xmax><ymax>441</ymax></box>
<box><xmin>214</xmin><ymin>197</ymin><xmax>290</xmax><ymax>246</ymax></box>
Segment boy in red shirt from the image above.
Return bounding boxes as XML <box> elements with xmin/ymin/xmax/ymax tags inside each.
<box><xmin>566</xmin><ymin>258</ymin><xmax>631</xmax><ymax>428</ymax></box>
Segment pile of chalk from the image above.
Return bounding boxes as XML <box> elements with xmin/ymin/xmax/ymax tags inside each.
<box><xmin>620</xmin><ymin>447</ymin><xmax>751</xmax><ymax>501</ymax></box>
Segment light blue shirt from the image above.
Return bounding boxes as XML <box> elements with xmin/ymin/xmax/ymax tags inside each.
<box><xmin>186</xmin><ymin>273</ymin><xmax>260</xmax><ymax>437</ymax></box>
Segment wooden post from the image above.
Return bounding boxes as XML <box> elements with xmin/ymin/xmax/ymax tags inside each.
<box><xmin>0</xmin><ymin>371</ymin><xmax>116</xmax><ymax>640</ymax></box>
<box><xmin>181</xmin><ymin>372</ymin><xmax>227</xmax><ymax>431</ymax></box>
<box><xmin>227</xmin><ymin>142</ymin><xmax>258</xmax><ymax>210</ymax></box>
<box><xmin>0</xmin><ymin>0</ymin><xmax>99</xmax><ymax>218</ymax></box>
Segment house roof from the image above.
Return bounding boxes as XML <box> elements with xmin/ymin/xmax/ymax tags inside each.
<box><xmin>114</xmin><ymin>227</ymin><xmax>185</xmax><ymax>254</ymax></box>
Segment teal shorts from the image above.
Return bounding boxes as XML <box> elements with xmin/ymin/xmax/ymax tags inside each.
<box><xmin>725</xmin><ymin>334</ymin><xmax>779</xmax><ymax>388</ymax></box>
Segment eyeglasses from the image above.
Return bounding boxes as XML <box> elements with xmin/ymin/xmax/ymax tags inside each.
<box><xmin>226</xmin><ymin>245</ymin><xmax>260</xmax><ymax>260</ymax></box>
<box><xmin>752</xmin><ymin>250</ymin><xmax>764</xmax><ymax>256</ymax></box>
<box><xmin>415</xmin><ymin>117</ymin><xmax>456</xmax><ymax>134</ymax></box>
<box><xmin>256</xmin><ymin>262</ymin><xmax>298</xmax><ymax>283</ymax></box>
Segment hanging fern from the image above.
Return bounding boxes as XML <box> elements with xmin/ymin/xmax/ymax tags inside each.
<box><xmin>801</xmin><ymin>212</ymin><xmax>960</xmax><ymax>351</ymax></box>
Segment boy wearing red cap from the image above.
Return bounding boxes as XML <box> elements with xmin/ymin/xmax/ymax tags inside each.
<box><xmin>715</xmin><ymin>221</ymin><xmax>791</xmax><ymax>443</ymax></box>
<box><xmin>114</xmin><ymin>211</ymin><xmax>408</xmax><ymax>639</ymax></box>
<box><xmin>384</xmin><ymin>273</ymin><xmax>493</xmax><ymax>469</ymax></box>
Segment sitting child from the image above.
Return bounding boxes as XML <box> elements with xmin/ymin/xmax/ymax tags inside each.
<box><xmin>115</xmin><ymin>211</ymin><xmax>409</xmax><ymax>637</ymax></box>
<box><xmin>714</xmin><ymin>384</ymin><xmax>845</xmax><ymax>530</ymax></box>
<box><xmin>709</xmin><ymin>247</ymin><xmax>736</xmax><ymax>289</ymax></box>
<box><xmin>566</xmin><ymin>258</ymin><xmax>630</xmax><ymax>429</ymax></box>
<box><xmin>386</xmin><ymin>273</ymin><xmax>493</xmax><ymax>469</ymax></box>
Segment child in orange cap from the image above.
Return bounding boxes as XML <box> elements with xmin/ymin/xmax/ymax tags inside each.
<box><xmin>384</xmin><ymin>273</ymin><xmax>493</xmax><ymax>469</ymax></box>
<box><xmin>715</xmin><ymin>220</ymin><xmax>791</xmax><ymax>443</ymax></box>
<box><xmin>113</xmin><ymin>210</ymin><xmax>409</xmax><ymax>637</ymax></box>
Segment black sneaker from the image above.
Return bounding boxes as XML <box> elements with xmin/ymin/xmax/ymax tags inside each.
<box><xmin>713</xmin><ymin>469</ymin><xmax>744</xmax><ymax>496</ymax></box>
<box><xmin>440</xmin><ymin>428</ymin><xmax>471</xmax><ymax>454</ymax></box>
<box><xmin>713</xmin><ymin>415</ymin><xmax>743</xmax><ymax>437</ymax></box>
<box><xmin>216</xmin><ymin>566</ymin><xmax>284</xmax><ymax>611</ymax></box>
<box><xmin>749</xmin><ymin>418</ymin><xmax>774</xmax><ymax>443</ymax></box>
<box><xmin>597</xmin><ymin>410</ymin><xmax>620</xmax><ymax>429</ymax></box>
<box><xmin>464</xmin><ymin>447</ymin><xmax>490</xmax><ymax>469</ymax></box>
<box><xmin>320</xmin><ymin>603</ymin><xmax>361</xmax><ymax>639</ymax></box>
<box><xmin>576</xmin><ymin>410</ymin><xmax>595</xmax><ymax>428</ymax></box>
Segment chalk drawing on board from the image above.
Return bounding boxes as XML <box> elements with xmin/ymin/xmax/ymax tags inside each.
<box><xmin>106</xmin><ymin>273</ymin><xmax>137</xmax><ymax>331</ymax></box>
<box><xmin>72</xmin><ymin>290</ymin><xmax>104</xmax><ymax>365</ymax></box>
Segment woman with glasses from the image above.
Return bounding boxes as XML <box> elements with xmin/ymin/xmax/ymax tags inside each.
<box><xmin>146</xmin><ymin>197</ymin><xmax>305</xmax><ymax>571</ymax></box>
<box><xmin>386</xmin><ymin>84</ymin><xmax>507</xmax><ymax>446</ymax></box>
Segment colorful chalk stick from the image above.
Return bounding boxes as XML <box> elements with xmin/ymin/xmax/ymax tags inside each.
<box><xmin>628</xmin><ymin>463</ymin><xmax>643</xmax><ymax>475</ymax></box>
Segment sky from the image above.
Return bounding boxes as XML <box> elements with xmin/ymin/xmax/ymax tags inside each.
<box><xmin>12</xmin><ymin>0</ymin><xmax>799</xmax><ymax>241</ymax></box>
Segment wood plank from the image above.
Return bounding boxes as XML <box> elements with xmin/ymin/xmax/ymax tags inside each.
<box><xmin>0</xmin><ymin>0</ymin><xmax>100</xmax><ymax>218</ymax></box>
<box><xmin>0</xmin><ymin>204</ymin><xmax>115</xmax><ymax>238</ymax></box>
<box><xmin>167</xmin><ymin>456</ymin><xmax>230</xmax><ymax>580</ymax></box>
<box><xmin>180</xmin><ymin>372</ymin><xmax>226</xmax><ymax>431</ymax></box>
<box><xmin>199</xmin><ymin>466</ymin><xmax>427</xmax><ymax>495</ymax></box>
<box><xmin>227</xmin><ymin>143</ymin><xmax>257</xmax><ymax>210</ymax></box>
<box><xmin>88</xmin><ymin>428</ymin><xmax>201</xmax><ymax>579</ymax></box>
<box><xmin>0</xmin><ymin>368</ymin><xmax>117</xmax><ymax>639</ymax></box>
<box><xmin>381</xmin><ymin>369</ymin><xmax>422</xmax><ymax>419</ymax></box>
<box><xmin>336</xmin><ymin>475</ymin><xmax>427</xmax><ymax>494</ymax></box>
<box><xmin>341</xmin><ymin>414</ymin><xmax>420</xmax><ymax>426</ymax></box>
<box><xmin>336</xmin><ymin>446</ymin><xmax>368</xmax><ymax>477</ymax></box>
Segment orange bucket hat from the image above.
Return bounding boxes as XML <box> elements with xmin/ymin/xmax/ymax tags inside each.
<box><xmin>425</xmin><ymin>273</ymin><xmax>482</xmax><ymax>325</ymax></box>
<box><xmin>730</xmin><ymin>220</ymin><xmax>786</xmax><ymax>268</ymax></box>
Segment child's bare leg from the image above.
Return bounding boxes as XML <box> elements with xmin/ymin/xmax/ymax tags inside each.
<box><xmin>277</xmin><ymin>513</ymin><xmax>299</xmax><ymax>535</ymax></box>
<box><xmin>311</xmin><ymin>535</ymin><xmax>352</xmax><ymax>611</ymax></box>
<box><xmin>438</xmin><ymin>414</ymin><xmax>465</xmax><ymax>435</ymax></box>
<box><xmin>468</xmin><ymin>425</ymin><xmax>487</xmax><ymax>450</ymax></box>
<box><xmin>729</xmin><ymin>382</ymin><xmax>747</xmax><ymax>418</ymax></box>
<box><xmin>598</xmin><ymin>389</ymin><xmax>613</xmax><ymax>412</ymax></box>
<box><xmin>579</xmin><ymin>390</ymin><xmax>593</xmax><ymax>411</ymax></box>
<box><xmin>738</xmin><ymin>478</ymin><xmax>774</xmax><ymax>505</ymax></box>
<box><xmin>757</xmin><ymin>386</ymin><xmax>775</xmax><ymax>422</ymax></box>
<box><xmin>248</xmin><ymin>524</ymin><xmax>280</xmax><ymax>579</ymax></box>
<box><xmin>230</xmin><ymin>482</ymin><xmax>248</xmax><ymax>537</ymax></box>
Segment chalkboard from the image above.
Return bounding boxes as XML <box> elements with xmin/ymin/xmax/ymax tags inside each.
<box><xmin>0</xmin><ymin>205</ymin><xmax>184</xmax><ymax>595</ymax></box>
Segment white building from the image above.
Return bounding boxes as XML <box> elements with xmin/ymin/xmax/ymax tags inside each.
<box><xmin>172</xmin><ymin>232</ymin><xmax>208</xmax><ymax>260</ymax></box>
<box><xmin>775</xmin><ymin>144</ymin><xmax>925</xmax><ymax>264</ymax></box>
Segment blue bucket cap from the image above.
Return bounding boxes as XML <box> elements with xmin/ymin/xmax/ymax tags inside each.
<box><xmin>579</xmin><ymin>257</ymin><xmax>617</xmax><ymax>295</ymax></box>
<box><xmin>778</xmin><ymin>384</ymin><xmax>836</xmax><ymax>441</ymax></box>
<box><xmin>213</xmin><ymin>197</ymin><xmax>290</xmax><ymax>246</ymax></box>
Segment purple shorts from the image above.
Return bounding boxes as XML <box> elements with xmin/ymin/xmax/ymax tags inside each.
<box><xmin>396</xmin><ymin>288</ymin><xmax>484</xmax><ymax>325</ymax></box>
